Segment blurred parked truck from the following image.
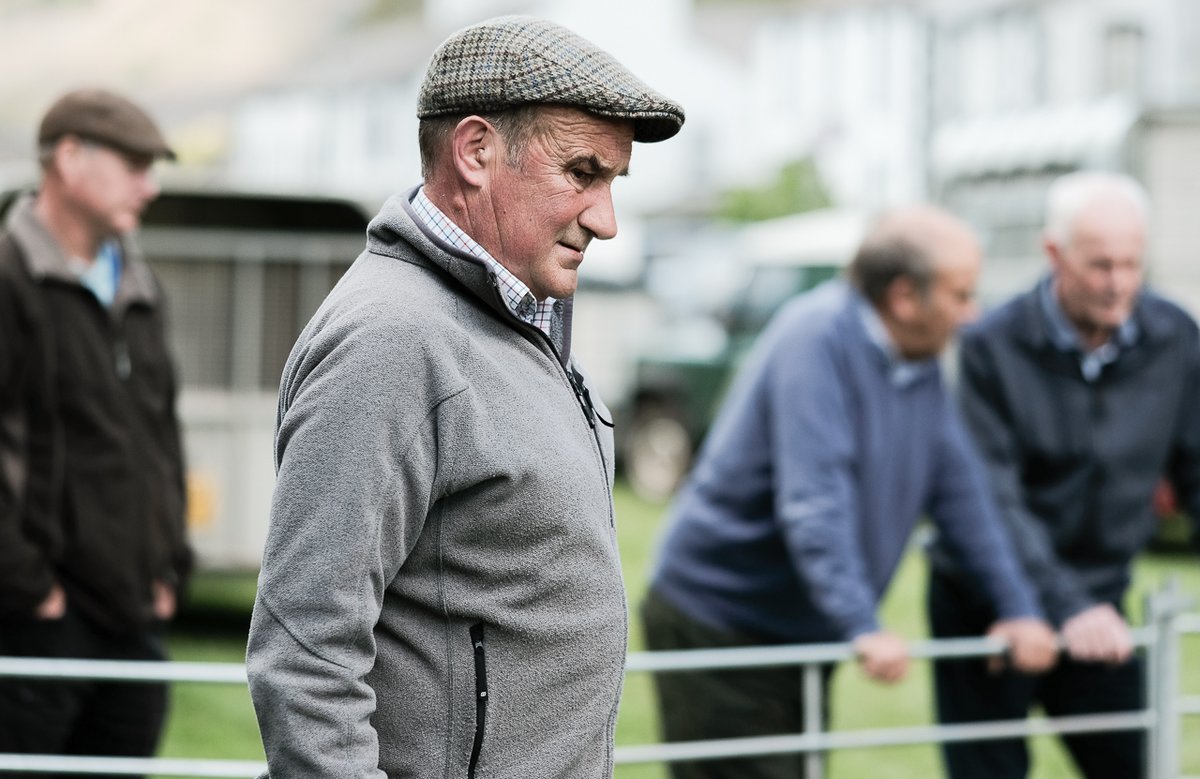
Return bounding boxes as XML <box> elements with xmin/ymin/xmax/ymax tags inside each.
<box><xmin>621</xmin><ymin>209</ymin><xmax>867</xmax><ymax>501</ymax></box>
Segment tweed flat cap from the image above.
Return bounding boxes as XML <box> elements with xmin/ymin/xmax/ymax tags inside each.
<box><xmin>39</xmin><ymin>88</ymin><xmax>175</xmax><ymax>161</ymax></box>
<box><xmin>418</xmin><ymin>15</ymin><xmax>684</xmax><ymax>143</ymax></box>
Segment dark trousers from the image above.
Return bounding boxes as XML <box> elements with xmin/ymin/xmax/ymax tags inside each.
<box><xmin>928</xmin><ymin>570</ymin><xmax>1144</xmax><ymax>779</ymax></box>
<box><xmin>0</xmin><ymin>609</ymin><xmax>168</xmax><ymax>779</ymax></box>
<box><xmin>641</xmin><ymin>589</ymin><xmax>832</xmax><ymax>779</ymax></box>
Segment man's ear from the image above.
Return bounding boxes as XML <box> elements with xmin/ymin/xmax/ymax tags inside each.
<box><xmin>885</xmin><ymin>276</ymin><xmax>921</xmax><ymax>323</ymax></box>
<box><xmin>450</xmin><ymin>116</ymin><xmax>497</xmax><ymax>188</ymax></box>
<box><xmin>1043</xmin><ymin>232</ymin><xmax>1066</xmax><ymax>274</ymax></box>
<box><xmin>48</xmin><ymin>136</ymin><xmax>84</xmax><ymax>183</ymax></box>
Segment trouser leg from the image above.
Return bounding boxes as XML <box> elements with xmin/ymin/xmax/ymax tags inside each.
<box><xmin>59</xmin><ymin>622</ymin><xmax>168</xmax><ymax>779</ymax></box>
<box><xmin>641</xmin><ymin>588</ymin><xmax>829</xmax><ymax>779</ymax></box>
<box><xmin>929</xmin><ymin>569</ymin><xmax>1039</xmax><ymax>779</ymax></box>
<box><xmin>0</xmin><ymin>615</ymin><xmax>88</xmax><ymax>779</ymax></box>
<box><xmin>1041</xmin><ymin>649</ymin><xmax>1144</xmax><ymax>779</ymax></box>
<box><xmin>0</xmin><ymin>611</ymin><xmax>168</xmax><ymax>779</ymax></box>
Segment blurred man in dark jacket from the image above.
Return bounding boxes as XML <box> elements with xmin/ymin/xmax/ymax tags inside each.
<box><xmin>929</xmin><ymin>170</ymin><xmax>1200</xmax><ymax>779</ymax></box>
<box><xmin>0</xmin><ymin>88</ymin><xmax>190</xmax><ymax>776</ymax></box>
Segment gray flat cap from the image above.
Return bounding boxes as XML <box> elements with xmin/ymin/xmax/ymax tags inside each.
<box><xmin>418</xmin><ymin>15</ymin><xmax>684</xmax><ymax>143</ymax></box>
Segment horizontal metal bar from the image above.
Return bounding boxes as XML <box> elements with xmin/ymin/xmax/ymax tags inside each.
<box><xmin>0</xmin><ymin>623</ymin><xmax>1175</xmax><ymax>775</ymax></box>
<box><xmin>0</xmin><ymin>754</ymin><xmax>264</xmax><ymax>777</ymax></box>
<box><xmin>1177</xmin><ymin>614</ymin><xmax>1200</xmax><ymax>634</ymax></box>
<box><xmin>0</xmin><ymin>712</ymin><xmax>1157</xmax><ymax>773</ymax></box>
<box><xmin>1179</xmin><ymin>696</ymin><xmax>1200</xmax><ymax>715</ymax></box>
<box><xmin>614</xmin><ymin>711</ymin><xmax>1153</xmax><ymax>764</ymax></box>
<box><xmin>0</xmin><ymin>625</ymin><xmax>1160</xmax><ymax>683</ymax></box>
<box><xmin>0</xmin><ymin>657</ymin><xmax>247</xmax><ymax>684</ymax></box>
<box><xmin>625</xmin><ymin>629</ymin><xmax>1154</xmax><ymax>673</ymax></box>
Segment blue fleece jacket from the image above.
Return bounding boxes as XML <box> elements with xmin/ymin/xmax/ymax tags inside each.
<box><xmin>649</xmin><ymin>281</ymin><xmax>1041</xmax><ymax>643</ymax></box>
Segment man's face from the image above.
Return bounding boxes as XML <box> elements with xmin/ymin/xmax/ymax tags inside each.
<box><xmin>479</xmin><ymin>107</ymin><xmax>633</xmax><ymax>301</ymax></box>
<box><xmin>1046</xmin><ymin>199</ymin><xmax>1145</xmax><ymax>341</ymax></box>
<box><xmin>898</xmin><ymin>238</ymin><xmax>983</xmax><ymax>360</ymax></box>
<box><xmin>61</xmin><ymin>138</ymin><xmax>160</xmax><ymax>238</ymax></box>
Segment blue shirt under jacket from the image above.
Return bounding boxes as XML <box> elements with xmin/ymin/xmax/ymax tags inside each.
<box><xmin>649</xmin><ymin>281</ymin><xmax>1042</xmax><ymax>643</ymax></box>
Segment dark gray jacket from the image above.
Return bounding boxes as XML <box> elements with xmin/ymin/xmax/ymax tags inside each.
<box><xmin>246</xmin><ymin>190</ymin><xmax>623</xmax><ymax>778</ymax></box>
<box><xmin>932</xmin><ymin>280</ymin><xmax>1200</xmax><ymax>625</ymax></box>
<box><xmin>0</xmin><ymin>195</ymin><xmax>190</xmax><ymax>633</ymax></box>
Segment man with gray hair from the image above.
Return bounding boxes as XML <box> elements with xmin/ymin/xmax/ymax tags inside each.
<box><xmin>0</xmin><ymin>88</ymin><xmax>189</xmax><ymax>775</ymax></box>
<box><xmin>245</xmin><ymin>15</ymin><xmax>683</xmax><ymax>778</ymax></box>
<box><xmin>928</xmin><ymin>170</ymin><xmax>1200</xmax><ymax>779</ymax></box>
<box><xmin>643</xmin><ymin>205</ymin><xmax>1057</xmax><ymax>779</ymax></box>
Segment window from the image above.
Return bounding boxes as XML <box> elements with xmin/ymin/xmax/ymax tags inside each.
<box><xmin>1104</xmin><ymin>23</ymin><xmax>1145</xmax><ymax>97</ymax></box>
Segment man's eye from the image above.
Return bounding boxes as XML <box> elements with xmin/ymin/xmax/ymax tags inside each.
<box><xmin>571</xmin><ymin>169</ymin><xmax>595</xmax><ymax>183</ymax></box>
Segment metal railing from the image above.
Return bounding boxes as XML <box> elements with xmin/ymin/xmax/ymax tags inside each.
<box><xmin>0</xmin><ymin>580</ymin><xmax>1196</xmax><ymax>778</ymax></box>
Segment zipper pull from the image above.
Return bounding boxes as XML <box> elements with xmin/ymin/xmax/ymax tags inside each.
<box><xmin>568</xmin><ymin>368</ymin><xmax>615</xmax><ymax>429</ymax></box>
<box><xmin>568</xmin><ymin>369</ymin><xmax>596</xmax><ymax>429</ymax></box>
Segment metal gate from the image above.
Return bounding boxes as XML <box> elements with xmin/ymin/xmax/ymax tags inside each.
<box><xmin>0</xmin><ymin>581</ymin><xmax>1195</xmax><ymax>778</ymax></box>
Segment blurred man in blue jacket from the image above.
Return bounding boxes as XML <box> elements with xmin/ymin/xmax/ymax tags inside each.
<box><xmin>929</xmin><ymin>171</ymin><xmax>1200</xmax><ymax>779</ymax></box>
<box><xmin>644</xmin><ymin>205</ymin><xmax>1058</xmax><ymax>779</ymax></box>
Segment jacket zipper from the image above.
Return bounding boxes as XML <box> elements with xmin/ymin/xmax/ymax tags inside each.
<box><xmin>486</xmin><ymin>274</ymin><xmax>613</xmax><ymax>432</ymax></box>
<box><xmin>468</xmin><ymin>623</ymin><xmax>488</xmax><ymax>779</ymax></box>
<box><xmin>484</xmin><ymin>274</ymin><xmax>616</xmax><ymax>533</ymax></box>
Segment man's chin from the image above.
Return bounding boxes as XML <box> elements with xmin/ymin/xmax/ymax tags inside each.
<box><xmin>541</xmin><ymin>264</ymin><xmax>581</xmax><ymax>296</ymax></box>
<box><xmin>1096</xmin><ymin>308</ymin><xmax>1134</xmax><ymax>329</ymax></box>
<box><xmin>110</xmin><ymin>217</ymin><xmax>141</xmax><ymax>236</ymax></box>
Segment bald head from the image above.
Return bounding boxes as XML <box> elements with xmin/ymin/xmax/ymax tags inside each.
<box><xmin>848</xmin><ymin>205</ymin><xmax>981</xmax><ymax>306</ymax></box>
<box><xmin>849</xmin><ymin>205</ymin><xmax>983</xmax><ymax>360</ymax></box>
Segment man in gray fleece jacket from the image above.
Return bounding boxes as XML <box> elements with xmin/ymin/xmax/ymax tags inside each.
<box><xmin>245</xmin><ymin>16</ymin><xmax>684</xmax><ymax>779</ymax></box>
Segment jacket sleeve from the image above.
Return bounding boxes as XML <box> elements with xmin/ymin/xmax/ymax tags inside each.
<box><xmin>957</xmin><ymin>333</ymin><xmax>1093</xmax><ymax>625</ymax></box>
<box><xmin>926</xmin><ymin>401</ymin><xmax>1042</xmax><ymax>621</ymax></box>
<box><xmin>0</xmin><ymin>259</ymin><xmax>57</xmax><ymax>615</ymax></box>
<box><xmin>767</xmin><ymin>332</ymin><xmax>879</xmax><ymax>641</ymax></box>
<box><xmin>246</xmin><ymin>318</ymin><xmax>457</xmax><ymax>778</ymax></box>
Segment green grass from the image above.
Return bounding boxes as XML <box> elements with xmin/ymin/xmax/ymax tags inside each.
<box><xmin>159</xmin><ymin>482</ymin><xmax>1200</xmax><ymax>777</ymax></box>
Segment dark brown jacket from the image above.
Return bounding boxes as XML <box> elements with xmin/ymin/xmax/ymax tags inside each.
<box><xmin>0</xmin><ymin>194</ymin><xmax>190</xmax><ymax>634</ymax></box>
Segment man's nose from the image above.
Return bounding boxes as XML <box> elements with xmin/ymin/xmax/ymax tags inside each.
<box><xmin>580</xmin><ymin>184</ymin><xmax>618</xmax><ymax>241</ymax></box>
<box><xmin>139</xmin><ymin>170</ymin><xmax>160</xmax><ymax>202</ymax></box>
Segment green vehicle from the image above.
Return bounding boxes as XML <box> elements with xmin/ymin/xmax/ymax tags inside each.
<box><xmin>622</xmin><ymin>209</ymin><xmax>867</xmax><ymax>501</ymax></box>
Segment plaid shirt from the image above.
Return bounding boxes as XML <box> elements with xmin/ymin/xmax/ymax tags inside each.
<box><xmin>412</xmin><ymin>187</ymin><xmax>560</xmax><ymax>337</ymax></box>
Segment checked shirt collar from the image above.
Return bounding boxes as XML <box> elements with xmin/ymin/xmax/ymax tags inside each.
<box><xmin>412</xmin><ymin>187</ymin><xmax>560</xmax><ymax>338</ymax></box>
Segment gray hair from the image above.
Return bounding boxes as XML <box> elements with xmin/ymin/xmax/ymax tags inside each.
<box><xmin>418</xmin><ymin>106</ymin><xmax>549</xmax><ymax>179</ymax></box>
<box><xmin>1044</xmin><ymin>171</ymin><xmax>1150</xmax><ymax>245</ymax></box>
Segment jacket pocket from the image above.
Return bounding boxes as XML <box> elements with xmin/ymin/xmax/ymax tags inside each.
<box><xmin>468</xmin><ymin>622</ymin><xmax>488</xmax><ymax>779</ymax></box>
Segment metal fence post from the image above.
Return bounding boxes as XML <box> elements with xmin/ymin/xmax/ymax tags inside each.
<box><xmin>803</xmin><ymin>662</ymin><xmax>824</xmax><ymax>779</ymax></box>
<box><xmin>1146</xmin><ymin>578</ymin><xmax>1184</xmax><ymax>779</ymax></box>
<box><xmin>1146</xmin><ymin>586</ymin><xmax>1163</xmax><ymax>779</ymax></box>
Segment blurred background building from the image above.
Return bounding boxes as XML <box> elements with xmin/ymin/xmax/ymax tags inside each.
<box><xmin>928</xmin><ymin>0</ymin><xmax>1200</xmax><ymax>304</ymax></box>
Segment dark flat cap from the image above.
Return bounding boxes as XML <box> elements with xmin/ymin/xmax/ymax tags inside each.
<box><xmin>39</xmin><ymin>88</ymin><xmax>175</xmax><ymax>161</ymax></box>
<box><xmin>418</xmin><ymin>15</ymin><xmax>684</xmax><ymax>143</ymax></box>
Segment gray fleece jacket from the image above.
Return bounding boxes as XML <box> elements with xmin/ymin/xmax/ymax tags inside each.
<box><xmin>246</xmin><ymin>189</ymin><xmax>624</xmax><ymax>778</ymax></box>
